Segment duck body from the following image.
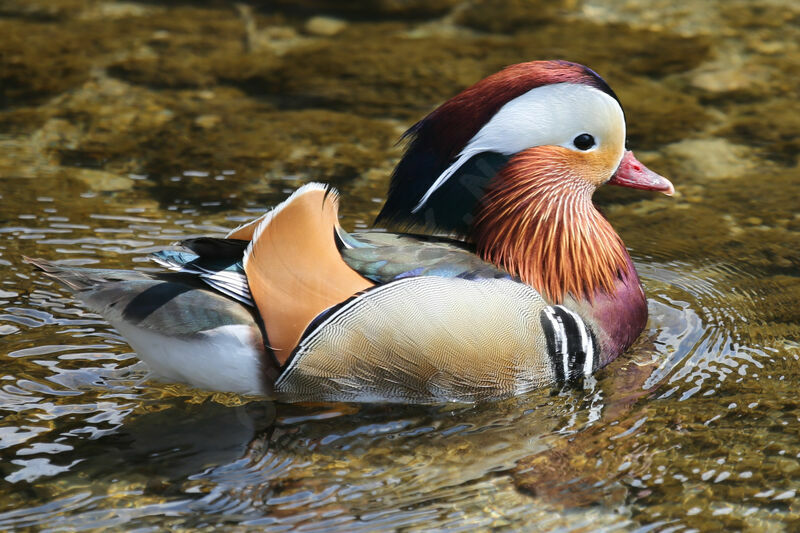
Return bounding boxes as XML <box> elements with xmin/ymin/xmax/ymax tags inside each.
<box><xmin>27</xmin><ymin>60</ymin><xmax>673</xmax><ymax>404</ymax></box>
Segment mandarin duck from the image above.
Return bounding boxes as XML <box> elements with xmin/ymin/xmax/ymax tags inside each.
<box><xmin>27</xmin><ymin>60</ymin><xmax>673</xmax><ymax>404</ymax></box>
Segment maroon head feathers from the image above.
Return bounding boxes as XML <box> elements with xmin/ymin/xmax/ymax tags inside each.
<box><xmin>412</xmin><ymin>60</ymin><xmax>620</xmax><ymax>163</ymax></box>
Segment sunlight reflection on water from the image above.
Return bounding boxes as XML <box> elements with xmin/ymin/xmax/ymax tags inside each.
<box><xmin>1</xmin><ymin>0</ymin><xmax>800</xmax><ymax>529</ymax></box>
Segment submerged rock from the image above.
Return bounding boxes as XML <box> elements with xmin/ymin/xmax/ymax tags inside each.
<box><xmin>719</xmin><ymin>99</ymin><xmax>800</xmax><ymax>167</ymax></box>
<box><xmin>0</xmin><ymin>20</ymin><xmax>92</xmax><ymax>107</ymax></box>
<box><xmin>660</xmin><ymin>138</ymin><xmax>761</xmax><ymax>181</ymax></box>
<box><xmin>690</xmin><ymin>62</ymin><xmax>771</xmax><ymax>97</ymax></box>
<box><xmin>304</xmin><ymin>16</ymin><xmax>348</xmax><ymax>36</ymax></box>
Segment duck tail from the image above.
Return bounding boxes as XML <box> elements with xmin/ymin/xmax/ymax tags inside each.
<box><xmin>23</xmin><ymin>256</ymin><xmax>151</xmax><ymax>293</ymax></box>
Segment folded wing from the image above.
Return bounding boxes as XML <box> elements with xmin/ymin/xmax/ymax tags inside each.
<box><xmin>241</xmin><ymin>183</ymin><xmax>374</xmax><ymax>362</ymax></box>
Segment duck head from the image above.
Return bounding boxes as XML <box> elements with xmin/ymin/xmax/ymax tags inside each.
<box><xmin>376</xmin><ymin>60</ymin><xmax>673</xmax><ymax>303</ymax></box>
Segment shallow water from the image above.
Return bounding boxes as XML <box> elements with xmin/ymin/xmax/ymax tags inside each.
<box><xmin>1</xmin><ymin>0</ymin><xmax>799</xmax><ymax>530</ymax></box>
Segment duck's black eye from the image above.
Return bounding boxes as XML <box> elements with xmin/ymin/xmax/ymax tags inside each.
<box><xmin>573</xmin><ymin>133</ymin><xmax>595</xmax><ymax>151</ymax></box>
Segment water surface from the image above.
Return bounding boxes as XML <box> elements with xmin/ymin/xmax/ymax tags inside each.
<box><xmin>1</xmin><ymin>0</ymin><xmax>799</xmax><ymax>530</ymax></box>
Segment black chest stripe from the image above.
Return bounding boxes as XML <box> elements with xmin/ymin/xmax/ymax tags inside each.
<box><xmin>540</xmin><ymin>305</ymin><xmax>598</xmax><ymax>383</ymax></box>
<box><xmin>540</xmin><ymin>307</ymin><xmax>564</xmax><ymax>383</ymax></box>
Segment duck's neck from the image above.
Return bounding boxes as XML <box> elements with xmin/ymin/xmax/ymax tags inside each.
<box><xmin>470</xmin><ymin>156</ymin><xmax>647</xmax><ymax>358</ymax></box>
<box><xmin>472</xmin><ymin>171</ymin><xmax>631</xmax><ymax>304</ymax></box>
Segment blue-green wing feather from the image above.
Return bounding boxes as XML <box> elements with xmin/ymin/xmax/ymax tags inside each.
<box><xmin>151</xmin><ymin>232</ymin><xmax>509</xmax><ymax>304</ymax></box>
<box><xmin>339</xmin><ymin>231</ymin><xmax>511</xmax><ymax>284</ymax></box>
<box><xmin>151</xmin><ymin>239</ymin><xmax>252</xmax><ymax>306</ymax></box>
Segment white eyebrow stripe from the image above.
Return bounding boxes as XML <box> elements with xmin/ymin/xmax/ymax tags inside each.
<box><xmin>411</xmin><ymin>83</ymin><xmax>625</xmax><ymax>213</ymax></box>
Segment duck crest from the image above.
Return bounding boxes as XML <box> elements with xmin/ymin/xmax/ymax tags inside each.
<box><xmin>471</xmin><ymin>149</ymin><xmax>630</xmax><ymax>304</ymax></box>
<box><xmin>376</xmin><ymin>60</ymin><xmax>620</xmax><ymax>233</ymax></box>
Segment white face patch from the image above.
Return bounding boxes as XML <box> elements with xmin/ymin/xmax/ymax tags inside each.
<box><xmin>411</xmin><ymin>83</ymin><xmax>626</xmax><ymax>213</ymax></box>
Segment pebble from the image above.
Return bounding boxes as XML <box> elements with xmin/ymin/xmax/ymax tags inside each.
<box><xmin>305</xmin><ymin>16</ymin><xmax>348</xmax><ymax>37</ymax></box>
<box><xmin>661</xmin><ymin>138</ymin><xmax>757</xmax><ymax>180</ymax></box>
<box><xmin>195</xmin><ymin>114</ymin><xmax>221</xmax><ymax>129</ymax></box>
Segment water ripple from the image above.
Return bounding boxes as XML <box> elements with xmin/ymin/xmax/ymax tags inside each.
<box><xmin>637</xmin><ymin>260</ymin><xmax>784</xmax><ymax>400</ymax></box>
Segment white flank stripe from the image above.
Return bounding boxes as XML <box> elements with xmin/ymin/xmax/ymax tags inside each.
<box><xmin>543</xmin><ymin>307</ymin><xmax>567</xmax><ymax>378</ymax></box>
<box><xmin>557</xmin><ymin>306</ymin><xmax>594</xmax><ymax>377</ymax></box>
<box><xmin>583</xmin><ymin>332</ymin><xmax>594</xmax><ymax>377</ymax></box>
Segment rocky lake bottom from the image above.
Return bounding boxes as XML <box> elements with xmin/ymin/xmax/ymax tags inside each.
<box><xmin>0</xmin><ymin>0</ymin><xmax>799</xmax><ymax>530</ymax></box>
